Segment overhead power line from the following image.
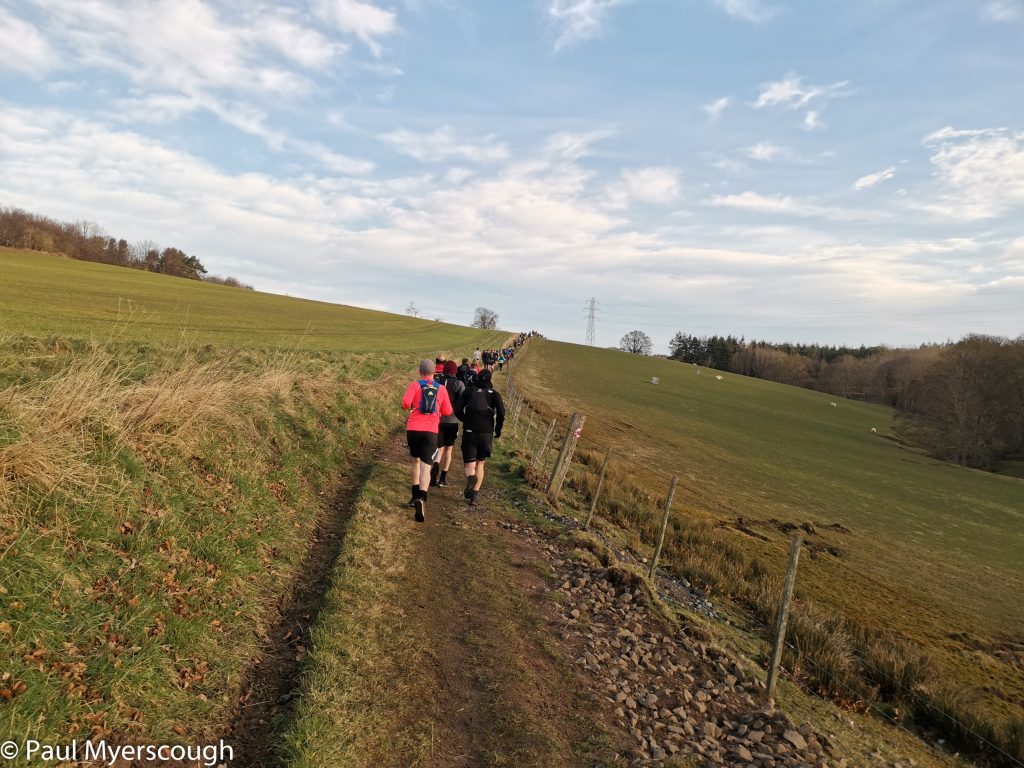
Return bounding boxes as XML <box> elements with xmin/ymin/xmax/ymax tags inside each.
<box><xmin>584</xmin><ymin>297</ymin><xmax>600</xmax><ymax>346</ymax></box>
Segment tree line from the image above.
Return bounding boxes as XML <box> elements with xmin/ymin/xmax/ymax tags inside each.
<box><xmin>0</xmin><ymin>207</ymin><xmax>252</xmax><ymax>289</ymax></box>
<box><xmin>665</xmin><ymin>331</ymin><xmax>1024</xmax><ymax>471</ymax></box>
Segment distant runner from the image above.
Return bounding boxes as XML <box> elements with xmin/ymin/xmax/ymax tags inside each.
<box><xmin>454</xmin><ymin>368</ymin><xmax>505</xmax><ymax>506</ymax></box>
<box><xmin>431</xmin><ymin>360</ymin><xmax>465</xmax><ymax>488</ymax></box>
<box><xmin>401</xmin><ymin>359</ymin><xmax>453</xmax><ymax>522</ymax></box>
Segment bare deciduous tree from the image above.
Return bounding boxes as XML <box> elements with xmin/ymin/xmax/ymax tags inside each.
<box><xmin>472</xmin><ymin>307</ymin><xmax>499</xmax><ymax>329</ymax></box>
<box><xmin>619</xmin><ymin>330</ymin><xmax>652</xmax><ymax>355</ymax></box>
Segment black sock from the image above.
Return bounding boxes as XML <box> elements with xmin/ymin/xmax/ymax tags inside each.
<box><xmin>440</xmin><ymin>470</ymin><xmax>447</xmax><ymax>481</ymax></box>
<box><xmin>419</xmin><ymin>489</ymin><xmax>428</xmax><ymax>501</ymax></box>
<box><xmin>411</xmin><ymin>484</ymin><xmax>418</xmax><ymax>499</ymax></box>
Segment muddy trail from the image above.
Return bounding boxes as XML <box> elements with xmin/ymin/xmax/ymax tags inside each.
<box><xmin>369</xmin><ymin>436</ymin><xmax>618</xmax><ymax>767</ymax></box>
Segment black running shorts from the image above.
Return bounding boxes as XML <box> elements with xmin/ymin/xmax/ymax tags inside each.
<box><xmin>438</xmin><ymin>422</ymin><xmax>459</xmax><ymax>447</ymax></box>
<box><xmin>407</xmin><ymin>430</ymin><xmax>439</xmax><ymax>464</ymax></box>
<box><xmin>461</xmin><ymin>430</ymin><xmax>493</xmax><ymax>462</ymax></box>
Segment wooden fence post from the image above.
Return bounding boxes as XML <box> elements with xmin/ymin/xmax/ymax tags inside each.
<box><xmin>546</xmin><ymin>413</ymin><xmax>585</xmax><ymax>505</ymax></box>
<box><xmin>766</xmin><ymin>534</ymin><xmax>802</xmax><ymax>702</ymax></box>
<box><xmin>583</xmin><ymin>447</ymin><xmax>612</xmax><ymax>530</ymax></box>
<box><xmin>555</xmin><ymin>414</ymin><xmax>586</xmax><ymax>500</ymax></box>
<box><xmin>533</xmin><ymin>419</ymin><xmax>556</xmax><ymax>471</ymax></box>
<box><xmin>523</xmin><ymin>414</ymin><xmax>533</xmax><ymax>447</ymax></box>
<box><xmin>648</xmin><ymin>475</ymin><xmax>678</xmax><ymax>579</ymax></box>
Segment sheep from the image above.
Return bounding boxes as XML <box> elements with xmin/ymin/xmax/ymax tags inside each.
<box><xmin>871</xmin><ymin>427</ymin><xmax>878</xmax><ymax>434</ymax></box>
<box><xmin>715</xmin><ymin>375</ymin><xmax>724</xmax><ymax>381</ymax></box>
<box><xmin>829</xmin><ymin>402</ymin><xmax>837</xmax><ymax>408</ymax></box>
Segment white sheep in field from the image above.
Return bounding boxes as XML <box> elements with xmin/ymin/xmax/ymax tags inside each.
<box><xmin>871</xmin><ymin>427</ymin><xmax>878</xmax><ymax>434</ymax></box>
<box><xmin>829</xmin><ymin>402</ymin><xmax>837</xmax><ymax>408</ymax></box>
<box><xmin>715</xmin><ymin>375</ymin><xmax>724</xmax><ymax>381</ymax></box>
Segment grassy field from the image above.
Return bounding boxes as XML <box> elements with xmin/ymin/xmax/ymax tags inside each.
<box><xmin>0</xmin><ymin>249</ymin><xmax>499</xmax><ymax>746</ymax></box>
<box><xmin>0</xmin><ymin>248</ymin><xmax>497</xmax><ymax>353</ymax></box>
<box><xmin>514</xmin><ymin>339</ymin><xmax>1024</xmax><ymax>742</ymax></box>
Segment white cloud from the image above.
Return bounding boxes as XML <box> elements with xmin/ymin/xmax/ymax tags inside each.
<box><xmin>547</xmin><ymin>0</ymin><xmax>628</xmax><ymax>51</ymax></box>
<box><xmin>853</xmin><ymin>166</ymin><xmax>896</xmax><ymax>190</ymax></box>
<box><xmin>606</xmin><ymin>166</ymin><xmax>681</xmax><ymax>207</ymax></box>
<box><xmin>380</xmin><ymin>126</ymin><xmax>510</xmax><ymax>163</ymax></box>
<box><xmin>29</xmin><ymin>0</ymin><xmax>326</xmax><ymax>101</ymax></box>
<box><xmin>314</xmin><ymin>0</ymin><xmax>397</xmax><ymax>56</ymax></box>
<box><xmin>708</xmin><ymin>191</ymin><xmax>814</xmax><ymax>215</ymax></box>
<box><xmin>712</xmin><ymin>0</ymin><xmax>778</xmax><ymax>23</ymax></box>
<box><xmin>754</xmin><ymin>73</ymin><xmax>848</xmax><ymax>110</ymax></box>
<box><xmin>703</xmin><ymin>96</ymin><xmax>731</xmax><ymax>121</ymax></box>
<box><xmin>0</xmin><ymin>8</ymin><xmax>59</xmax><ymax>77</ymax></box>
<box><xmin>745</xmin><ymin>142</ymin><xmax>784</xmax><ymax>161</ymax></box>
<box><xmin>754</xmin><ymin>73</ymin><xmax>848</xmax><ymax>131</ymax></box>
<box><xmin>540</xmin><ymin>129</ymin><xmax>616</xmax><ymax>162</ymax></box>
<box><xmin>706</xmin><ymin>191</ymin><xmax>884</xmax><ymax>221</ymax></box>
<box><xmin>918</xmin><ymin>127</ymin><xmax>1024</xmax><ymax>220</ymax></box>
<box><xmin>802</xmin><ymin>109</ymin><xmax>823</xmax><ymax>130</ymax></box>
<box><xmin>252</xmin><ymin>14</ymin><xmax>347</xmax><ymax>68</ymax></box>
<box><xmin>980</xmin><ymin>1</ymin><xmax>1023</xmax><ymax>21</ymax></box>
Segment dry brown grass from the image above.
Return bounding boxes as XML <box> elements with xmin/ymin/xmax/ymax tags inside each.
<box><xmin>0</xmin><ymin>346</ymin><xmax>398</xmax><ymax>511</ymax></box>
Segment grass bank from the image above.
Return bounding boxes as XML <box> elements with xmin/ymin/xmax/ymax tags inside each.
<box><xmin>0</xmin><ymin>337</ymin><xmax>411</xmax><ymax>744</ymax></box>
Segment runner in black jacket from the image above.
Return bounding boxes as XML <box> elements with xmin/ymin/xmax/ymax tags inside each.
<box><xmin>453</xmin><ymin>369</ymin><xmax>505</xmax><ymax>506</ymax></box>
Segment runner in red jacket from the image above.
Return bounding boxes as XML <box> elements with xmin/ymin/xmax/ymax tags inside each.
<box><xmin>402</xmin><ymin>359</ymin><xmax>454</xmax><ymax>522</ymax></box>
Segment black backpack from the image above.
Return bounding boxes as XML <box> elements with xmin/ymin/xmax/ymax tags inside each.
<box><xmin>443</xmin><ymin>375</ymin><xmax>463</xmax><ymax>402</ymax></box>
<box><xmin>465</xmin><ymin>386</ymin><xmax>495</xmax><ymax>416</ymax></box>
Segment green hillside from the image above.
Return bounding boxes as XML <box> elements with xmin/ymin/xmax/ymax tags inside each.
<box><xmin>0</xmin><ymin>249</ymin><xmax>495</xmax><ymax>353</ymax></box>
<box><xmin>0</xmin><ymin>249</ymin><xmax>499</xmax><ymax>746</ymax></box>
<box><xmin>516</xmin><ymin>338</ymin><xmax>1024</xmax><ymax>724</ymax></box>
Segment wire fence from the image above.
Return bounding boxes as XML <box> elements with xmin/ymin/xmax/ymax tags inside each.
<box><xmin>495</xmin><ymin>342</ymin><xmax>1024</xmax><ymax>768</ymax></box>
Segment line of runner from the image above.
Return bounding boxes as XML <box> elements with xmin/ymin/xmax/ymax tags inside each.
<box><xmin>400</xmin><ymin>332</ymin><xmax>539</xmax><ymax>522</ymax></box>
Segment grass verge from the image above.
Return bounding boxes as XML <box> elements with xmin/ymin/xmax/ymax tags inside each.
<box><xmin>0</xmin><ymin>337</ymin><xmax>404</xmax><ymax>746</ymax></box>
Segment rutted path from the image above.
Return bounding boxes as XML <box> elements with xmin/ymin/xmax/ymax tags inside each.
<box><xmin>225</xmin><ymin>451</ymin><xmax>379</xmax><ymax>768</ymax></box>
<box><xmin>364</xmin><ymin>436</ymin><xmax>618</xmax><ymax>766</ymax></box>
<box><xmin>264</xmin><ymin>424</ymin><xmax>854</xmax><ymax>767</ymax></box>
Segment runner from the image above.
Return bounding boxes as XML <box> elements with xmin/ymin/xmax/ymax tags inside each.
<box><xmin>457</xmin><ymin>357</ymin><xmax>474</xmax><ymax>386</ymax></box>
<box><xmin>401</xmin><ymin>359</ymin><xmax>453</xmax><ymax>522</ymax></box>
<box><xmin>431</xmin><ymin>360</ymin><xmax>465</xmax><ymax>488</ymax></box>
<box><xmin>454</xmin><ymin>368</ymin><xmax>505</xmax><ymax>506</ymax></box>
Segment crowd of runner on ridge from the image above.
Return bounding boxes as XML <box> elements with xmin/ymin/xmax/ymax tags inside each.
<box><xmin>400</xmin><ymin>331</ymin><xmax>540</xmax><ymax>523</ymax></box>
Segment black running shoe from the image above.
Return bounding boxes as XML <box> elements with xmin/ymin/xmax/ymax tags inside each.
<box><xmin>414</xmin><ymin>497</ymin><xmax>425</xmax><ymax>523</ymax></box>
<box><xmin>437</xmin><ymin>471</ymin><xmax>447</xmax><ymax>487</ymax></box>
<box><xmin>469</xmin><ymin>490</ymin><xmax>480</xmax><ymax>506</ymax></box>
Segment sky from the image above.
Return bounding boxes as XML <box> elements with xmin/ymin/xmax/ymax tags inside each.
<box><xmin>0</xmin><ymin>0</ymin><xmax>1022</xmax><ymax>351</ymax></box>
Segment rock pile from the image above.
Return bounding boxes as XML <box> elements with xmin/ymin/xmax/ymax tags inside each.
<box><xmin>497</xmin><ymin>520</ymin><xmax>848</xmax><ymax>767</ymax></box>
